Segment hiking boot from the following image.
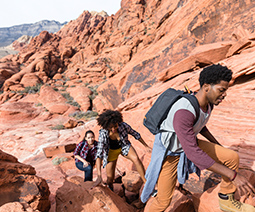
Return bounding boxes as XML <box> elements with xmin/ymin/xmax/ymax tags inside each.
<box><xmin>218</xmin><ymin>193</ymin><xmax>255</xmax><ymax>212</ymax></box>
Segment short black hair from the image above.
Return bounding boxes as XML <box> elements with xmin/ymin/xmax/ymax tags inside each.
<box><xmin>199</xmin><ymin>64</ymin><xmax>232</xmax><ymax>87</ymax></box>
<box><xmin>85</xmin><ymin>130</ymin><xmax>94</xmax><ymax>138</ymax></box>
<box><xmin>97</xmin><ymin>110</ymin><xmax>123</xmax><ymax>129</ymax></box>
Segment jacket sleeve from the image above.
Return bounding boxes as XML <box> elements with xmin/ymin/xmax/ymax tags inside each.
<box><xmin>79</xmin><ymin>142</ymin><xmax>89</xmax><ymax>160</ymax></box>
<box><xmin>122</xmin><ymin>122</ymin><xmax>141</xmax><ymax>140</ymax></box>
<box><xmin>73</xmin><ymin>141</ymin><xmax>83</xmax><ymax>156</ymax></box>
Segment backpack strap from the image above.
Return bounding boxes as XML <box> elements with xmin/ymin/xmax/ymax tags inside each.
<box><xmin>182</xmin><ymin>94</ymin><xmax>200</xmax><ymax>125</ymax></box>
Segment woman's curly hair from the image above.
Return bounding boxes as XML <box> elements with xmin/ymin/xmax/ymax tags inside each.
<box><xmin>199</xmin><ymin>64</ymin><xmax>232</xmax><ymax>87</ymax></box>
<box><xmin>97</xmin><ymin>110</ymin><xmax>123</xmax><ymax>129</ymax></box>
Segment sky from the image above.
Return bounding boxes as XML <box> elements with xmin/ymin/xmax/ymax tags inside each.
<box><xmin>0</xmin><ymin>0</ymin><xmax>121</xmax><ymax>28</ymax></box>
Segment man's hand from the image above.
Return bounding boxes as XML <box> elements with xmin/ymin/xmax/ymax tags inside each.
<box><xmin>208</xmin><ymin>162</ymin><xmax>255</xmax><ymax>200</ymax></box>
<box><xmin>233</xmin><ymin>172</ymin><xmax>255</xmax><ymax>199</ymax></box>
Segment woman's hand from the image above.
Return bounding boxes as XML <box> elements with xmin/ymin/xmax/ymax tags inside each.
<box><xmin>91</xmin><ymin>175</ymin><xmax>103</xmax><ymax>189</ymax></box>
<box><xmin>83</xmin><ymin>161</ymin><xmax>89</xmax><ymax>168</ymax></box>
<box><xmin>138</xmin><ymin>137</ymin><xmax>152</xmax><ymax>153</ymax></box>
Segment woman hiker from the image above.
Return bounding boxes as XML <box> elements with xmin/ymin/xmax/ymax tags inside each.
<box><xmin>93</xmin><ymin>109</ymin><xmax>151</xmax><ymax>191</ymax></box>
<box><xmin>74</xmin><ymin>130</ymin><xmax>98</xmax><ymax>181</ymax></box>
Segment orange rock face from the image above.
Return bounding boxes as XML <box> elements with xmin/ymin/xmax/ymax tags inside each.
<box><xmin>55</xmin><ymin>177</ymin><xmax>135</xmax><ymax>212</ymax></box>
<box><xmin>0</xmin><ymin>0</ymin><xmax>255</xmax><ymax>211</ymax></box>
<box><xmin>0</xmin><ymin>150</ymin><xmax>50</xmax><ymax>212</ymax></box>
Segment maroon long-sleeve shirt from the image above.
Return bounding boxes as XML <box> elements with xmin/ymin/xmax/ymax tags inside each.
<box><xmin>173</xmin><ymin>109</ymin><xmax>215</xmax><ymax>170</ymax></box>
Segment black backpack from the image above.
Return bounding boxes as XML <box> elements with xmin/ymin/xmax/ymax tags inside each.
<box><xmin>143</xmin><ymin>88</ymin><xmax>200</xmax><ymax>135</ymax></box>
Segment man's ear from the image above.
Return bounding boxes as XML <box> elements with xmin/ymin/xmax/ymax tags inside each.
<box><xmin>202</xmin><ymin>83</ymin><xmax>210</xmax><ymax>92</ymax></box>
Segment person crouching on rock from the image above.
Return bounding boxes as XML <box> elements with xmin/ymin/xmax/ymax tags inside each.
<box><xmin>140</xmin><ymin>64</ymin><xmax>255</xmax><ymax>212</ymax></box>
<box><xmin>93</xmin><ymin>109</ymin><xmax>151</xmax><ymax>191</ymax></box>
<box><xmin>73</xmin><ymin>130</ymin><xmax>98</xmax><ymax>182</ymax></box>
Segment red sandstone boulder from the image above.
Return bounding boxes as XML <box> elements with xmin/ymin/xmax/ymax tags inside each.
<box><xmin>55</xmin><ymin>177</ymin><xmax>135</xmax><ymax>212</ymax></box>
<box><xmin>158</xmin><ymin>42</ymin><xmax>232</xmax><ymax>82</ymax></box>
<box><xmin>63</xmin><ymin>119</ymin><xmax>79</xmax><ymax>129</ymax></box>
<box><xmin>0</xmin><ymin>150</ymin><xmax>50</xmax><ymax>212</ymax></box>
<box><xmin>43</xmin><ymin>143</ymin><xmax>76</xmax><ymax>158</ymax></box>
<box><xmin>38</xmin><ymin>85</ymin><xmax>71</xmax><ymax>114</ymax></box>
<box><xmin>0</xmin><ymin>61</ymin><xmax>20</xmax><ymax>86</ymax></box>
<box><xmin>193</xmin><ymin>169</ymin><xmax>255</xmax><ymax>212</ymax></box>
<box><xmin>0</xmin><ymin>202</ymin><xmax>34</xmax><ymax>212</ymax></box>
<box><xmin>144</xmin><ymin>188</ymin><xmax>195</xmax><ymax>212</ymax></box>
<box><xmin>0</xmin><ymin>101</ymin><xmax>42</xmax><ymax>125</ymax></box>
<box><xmin>122</xmin><ymin>170</ymin><xmax>143</xmax><ymax>194</ymax></box>
<box><xmin>20</xmin><ymin>73</ymin><xmax>41</xmax><ymax>87</ymax></box>
<box><xmin>61</xmin><ymin>47</ymin><xmax>74</xmax><ymax>60</ymax></box>
<box><xmin>66</xmin><ymin>86</ymin><xmax>92</xmax><ymax>111</ymax></box>
<box><xmin>0</xmin><ymin>69</ymin><xmax>17</xmax><ymax>87</ymax></box>
<box><xmin>93</xmin><ymin>94</ymin><xmax>113</xmax><ymax>113</ymax></box>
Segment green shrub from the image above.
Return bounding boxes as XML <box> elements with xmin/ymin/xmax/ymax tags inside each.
<box><xmin>52</xmin><ymin>157</ymin><xmax>68</xmax><ymax>165</ymax></box>
<box><xmin>35</xmin><ymin>103</ymin><xmax>43</xmax><ymax>107</ymax></box>
<box><xmin>69</xmin><ymin>110</ymin><xmax>98</xmax><ymax>121</ymax></box>
<box><xmin>50</xmin><ymin>124</ymin><xmax>65</xmax><ymax>130</ymax></box>
<box><xmin>61</xmin><ymin>92</ymin><xmax>81</xmax><ymax>108</ymax></box>
<box><xmin>88</xmin><ymin>86</ymin><xmax>98</xmax><ymax>100</ymax></box>
<box><xmin>59</xmin><ymin>87</ymin><xmax>67</xmax><ymax>92</ymax></box>
<box><xmin>18</xmin><ymin>83</ymin><xmax>42</xmax><ymax>94</ymax></box>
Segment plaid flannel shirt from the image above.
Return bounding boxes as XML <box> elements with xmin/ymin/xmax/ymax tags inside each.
<box><xmin>96</xmin><ymin>122</ymin><xmax>141</xmax><ymax>168</ymax></box>
<box><xmin>73</xmin><ymin>140</ymin><xmax>98</xmax><ymax>164</ymax></box>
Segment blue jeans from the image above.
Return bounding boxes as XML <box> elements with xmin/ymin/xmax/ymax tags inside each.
<box><xmin>75</xmin><ymin>161</ymin><xmax>93</xmax><ymax>181</ymax></box>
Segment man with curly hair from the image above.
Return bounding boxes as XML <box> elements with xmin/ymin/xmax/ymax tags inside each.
<box><xmin>141</xmin><ymin>64</ymin><xmax>255</xmax><ymax>211</ymax></box>
<box><xmin>93</xmin><ymin>109</ymin><xmax>151</xmax><ymax>192</ymax></box>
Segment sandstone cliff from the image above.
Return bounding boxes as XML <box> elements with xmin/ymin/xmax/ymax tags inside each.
<box><xmin>0</xmin><ymin>0</ymin><xmax>255</xmax><ymax>211</ymax></box>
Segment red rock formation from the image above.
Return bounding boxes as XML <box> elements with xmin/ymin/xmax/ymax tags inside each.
<box><xmin>11</xmin><ymin>35</ymin><xmax>33</xmax><ymax>51</ymax></box>
<box><xmin>144</xmin><ymin>188</ymin><xmax>195</xmax><ymax>212</ymax></box>
<box><xmin>0</xmin><ymin>0</ymin><xmax>255</xmax><ymax>211</ymax></box>
<box><xmin>122</xmin><ymin>171</ymin><xmax>143</xmax><ymax>193</ymax></box>
<box><xmin>55</xmin><ymin>177</ymin><xmax>135</xmax><ymax>212</ymax></box>
<box><xmin>0</xmin><ymin>150</ymin><xmax>50</xmax><ymax>212</ymax></box>
<box><xmin>193</xmin><ymin>170</ymin><xmax>255</xmax><ymax>211</ymax></box>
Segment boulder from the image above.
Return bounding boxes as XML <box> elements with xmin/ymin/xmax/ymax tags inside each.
<box><xmin>122</xmin><ymin>170</ymin><xmax>143</xmax><ymax>194</ymax></box>
<box><xmin>0</xmin><ymin>101</ymin><xmax>41</xmax><ymax>125</ymax></box>
<box><xmin>194</xmin><ymin>169</ymin><xmax>255</xmax><ymax>212</ymax></box>
<box><xmin>55</xmin><ymin>177</ymin><xmax>135</xmax><ymax>212</ymax></box>
<box><xmin>93</xmin><ymin>94</ymin><xmax>113</xmax><ymax>113</ymax></box>
<box><xmin>20</xmin><ymin>73</ymin><xmax>41</xmax><ymax>87</ymax></box>
<box><xmin>144</xmin><ymin>189</ymin><xmax>195</xmax><ymax>212</ymax></box>
<box><xmin>38</xmin><ymin>85</ymin><xmax>71</xmax><ymax>114</ymax></box>
<box><xmin>63</xmin><ymin>119</ymin><xmax>79</xmax><ymax>129</ymax></box>
<box><xmin>43</xmin><ymin>143</ymin><xmax>76</xmax><ymax>158</ymax></box>
<box><xmin>0</xmin><ymin>202</ymin><xmax>26</xmax><ymax>212</ymax></box>
<box><xmin>66</xmin><ymin>86</ymin><xmax>92</xmax><ymax>111</ymax></box>
<box><xmin>0</xmin><ymin>150</ymin><xmax>50</xmax><ymax>212</ymax></box>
